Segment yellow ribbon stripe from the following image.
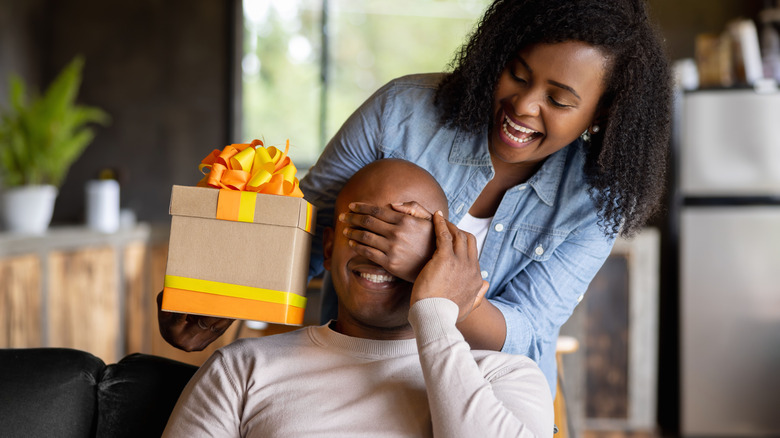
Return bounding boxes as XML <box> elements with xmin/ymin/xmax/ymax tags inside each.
<box><xmin>238</xmin><ymin>191</ymin><xmax>256</xmax><ymax>222</ymax></box>
<box><xmin>164</xmin><ymin>275</ymin><xmax>307</xmax><ymax>308</ymax></box>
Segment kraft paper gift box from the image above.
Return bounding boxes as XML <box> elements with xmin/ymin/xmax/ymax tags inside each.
<box><xmin>161</xmin><ymin>185</ymin><xmax>317</xmax><ymax>325</ymax></box>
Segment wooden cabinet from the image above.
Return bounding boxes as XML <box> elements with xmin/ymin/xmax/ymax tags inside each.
<box><xmin>0</xmin><ymin>254</ymin><xmax>43</xmax><ymax>348</ymax></box>
<box><xmin>0</xmin><ymin>224</ymin><xmax>313</xmax><ymax>366</ymax></box>
<box><xmin>1</xmin><ymin>226</ymin><xmax>155</xmax><ymax>363</ymax></box>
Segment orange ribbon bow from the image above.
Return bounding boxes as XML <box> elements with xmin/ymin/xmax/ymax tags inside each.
<box><xmin>196</xmin><ymin>139</ymin><xmax>304</xmax><ymax>198</ymax></box>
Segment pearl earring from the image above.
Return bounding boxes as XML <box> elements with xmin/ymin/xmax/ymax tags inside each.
<box><xmin>592</xmin><ymin>125</ymin><xmax>600</xmax><ymax>133</ymax></box>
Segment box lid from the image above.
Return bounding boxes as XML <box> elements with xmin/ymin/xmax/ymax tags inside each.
<box><xmin>169</xmin><ymin>185</ymin><xmax>316</xmax><ymax>234</ymax></box>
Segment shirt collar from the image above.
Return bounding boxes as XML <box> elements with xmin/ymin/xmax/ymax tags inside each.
<box><xmin>527</xmin><ymin>144</ymin><xmax>570</xmax><ymax>207</ymax></box>
<box><xmin>447</xmin><ymin>127</ymin><xmax>492</xmax><ymax>166</ymax></box>
<box><xmin>448</xmin><ymin>127</ymin><xmax>576</xmax><ymax>207</ymax></box>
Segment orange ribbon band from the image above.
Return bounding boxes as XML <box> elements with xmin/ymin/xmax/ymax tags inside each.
<box><xmin>216</xmin><ymin>189</ymin><xmax>259</xmax><ymax>222</ymax></box>
<box><xmin>163</xmin><ymin>287</ymin><xmax>305</xmax><ymax>325</ymax></box>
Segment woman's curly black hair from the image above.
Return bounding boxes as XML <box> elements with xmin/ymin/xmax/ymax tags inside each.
<box><xmin>436</xmin><ymin>0</ymin><xmax>672</xmax><ymax>238</ymax></box>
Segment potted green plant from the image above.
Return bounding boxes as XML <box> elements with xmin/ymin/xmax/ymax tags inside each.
<box><xmin>0</xmin><ymin>56</ymin><xmax>109</xmax><ymax>234</ymax></box>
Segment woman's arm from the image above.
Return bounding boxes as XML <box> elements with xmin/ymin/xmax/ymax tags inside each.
<box><xmin>490</xmin><ymin>227</ymin><xmax>615</xmax><ymax>360</ymax></box>
<box><xmin>339</xmin><ymin>200</ymin><xmax>615</xmax><ymax>361</ymax></box>
<box><xmin>409</xmin><ymin>213</ymin><xmax>552</xmax><ymax>437</ymax></box>
<box><xmin>456</xmin><ymin>298</ymin><xmax>507</xmax><ymax>350</ymax></box>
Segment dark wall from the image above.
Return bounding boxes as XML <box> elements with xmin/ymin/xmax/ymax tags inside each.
<box><xmin>0</xmin><ymin>0</ymin><xmax>237</xmax><ymax>225</ymax></box>
<box><xmin>648</xmin><ymin>0</ymin><xmax>765</xmax><ymax>60</ymax></box>
<box><xmin>50</xmin><ymin>0</ymin><xmax>237</xmax><ymax>224</ymax></box>
<box><xmin>0</xmin><ymin>0</ymin><xmax>46</xmax><ymax>112</ymax></box>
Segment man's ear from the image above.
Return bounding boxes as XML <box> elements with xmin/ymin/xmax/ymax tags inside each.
<box><xmin>323</xmin><ymin>227</ymin><xmax>334</xmax><ymax>271</ymax></box>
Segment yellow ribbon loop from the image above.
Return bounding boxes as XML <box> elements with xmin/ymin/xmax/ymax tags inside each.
<box><xmin>230</xmin><ymin>146</ymin><xmax>255</xmax><ymax>172</ymax></box>
<box><xmin>196</xmin><ymin>139</ymin><xmax>304</xmax><ymax>198</ymax></box>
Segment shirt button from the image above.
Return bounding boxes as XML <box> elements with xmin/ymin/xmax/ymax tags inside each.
<box><xmin>494</xmin><ymin>223</ymin><xmax>504</xmax><ymax>232</ymax></box>
<box><xmin>455</xmin><ymin>204</ymin><xmax>464</xmax><ymax>214</ymax></box>
<box><xmin>577</xmin><ymin>294</ymin><xmax>584</xmax><ymax>303</ymax></box>
<box><xmin>481</xmin><ymin>270</ymin><xmax>488</xmax><ymax>279</ymax></box>
<box><xmin>535</xmin><ymin>245</ymin><xmax>544</xmax><ymax>256</ymax></box>
<box><xmin>518</xmin><ymin>185</ymin><xmax>527</xmax><ymax>190</ymax></box>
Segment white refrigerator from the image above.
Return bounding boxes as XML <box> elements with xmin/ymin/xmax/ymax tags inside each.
<box><xmin>678</xmin><ymin>89</ymin><xmax>780</xmax><ymax>437</ymax></box>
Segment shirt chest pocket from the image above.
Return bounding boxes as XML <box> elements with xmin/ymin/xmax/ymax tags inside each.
<box><xmin>511</xmin><ymin>225</ymin><xmax>567</xmax><ymax>262</ymax></box>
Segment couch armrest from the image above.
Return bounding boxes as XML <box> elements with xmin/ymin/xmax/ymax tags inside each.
<box><xmin>97</xmin><ymin>353</ymin><xmax>198</xmax><ymax>438</ymax></box>
<box><xmin>0</xmin><ymin>348</ymin><xmax>106</xmax><ymax>438</ymax></box>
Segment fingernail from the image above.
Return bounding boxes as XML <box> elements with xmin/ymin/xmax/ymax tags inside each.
<box><xmin>342</xmin><ymin>228</ymin><xmax>348</xmax><ymax>235</ymax></box>
<box><xmin>436</xmin><ymin>210</ymin><xmax>443</xmax><ymax>216</ymax></box>
<box><xmin>338</xmin><ymin>213</ymin><xmax>345</xmax><ymax>221</ymax></box>
<box><xmin>348</xmin><ymin>240</ymin><xmax>355</xmax><ymax>247</ymax></box>
<box><xmin>348</xmin><ymin>202</ymin><xmax>356</xmax><ymax>210</ymax></box>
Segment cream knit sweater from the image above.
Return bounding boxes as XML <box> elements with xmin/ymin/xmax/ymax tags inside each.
<box><xmin>163</xmin><ymin>298</ymin><xmax>553</xmax><ymax>437</ymax></box>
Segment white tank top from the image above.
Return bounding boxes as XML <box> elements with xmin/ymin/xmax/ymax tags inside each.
<box><xmin>456</xmin><ymin>212</ymin><xmax>493</xmax><ymax>257</ymax></box>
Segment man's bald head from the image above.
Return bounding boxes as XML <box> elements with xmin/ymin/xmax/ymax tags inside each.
<box><xmin>336</xmin><ymin>159</ymin><xmax>447</xmax><ymax>219</ymax></box>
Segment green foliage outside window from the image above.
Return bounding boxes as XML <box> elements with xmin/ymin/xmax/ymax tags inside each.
<box><xmin>242</xmin><ymin>0</ymin><xmax>488</xmax><ymax>169</ymax></box>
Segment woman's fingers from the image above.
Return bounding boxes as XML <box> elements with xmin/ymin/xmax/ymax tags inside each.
<box><xmin>424</xmin><ymin>211</ymin><xmax>487</xmax><ymax>321</ymax></box>
<box><xmin>432</xmin><ymin>210</ymin><xmax>454</xmax><ymax>252</ymax></box>
<box><xmin>346</xmin><ymin>237</ymin><xmax>390</xmax><ymax>266</ymax></box>
<box><xmin>345</xmin><ymin>202</ymin><xmax>406</xmax><ymax>225</ymax></box>
<box><xmin>391</xmin><ymin>201</ymin><xmax>433</xmax><ymax>220</ymax></box>
<box><xmin>340</xmin><ymin>201</ymin><xmax>429</xmax><ymax>240</ymax></box>
<box><xmin>472</xmin><ymin>280</ymin><xmax>489</xmax><ymax>311</ymax></box>
<box><xmin>340</xmin><ymin>202</ymin><xmax>436</xmax><ymax>282</ymax></box>
<box><xmin>341</xmin><ymin>225</ymin><xmax>391</xmax><ymax>253</ymax></box>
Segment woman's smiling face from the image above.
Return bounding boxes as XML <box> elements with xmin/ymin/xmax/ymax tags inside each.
<box><xmin>490</xmin><ymin>41</ymin><xmax>609</xmax><ymax>170</ymax></box>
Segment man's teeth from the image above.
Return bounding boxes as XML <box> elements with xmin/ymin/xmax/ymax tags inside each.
<box><xmin>359</xmin><ymin>272</ymin><xmax>395</xmax><ymax>283</ymax></box>
<box><xmin>503</xmin><ymin>116</ymin><xmax>538</xmax><ymax>143</ymax></box>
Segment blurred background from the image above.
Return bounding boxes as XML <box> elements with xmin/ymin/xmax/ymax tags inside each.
<box><xmin>1</xmin><ymin>1</ymin><xmax>779</xmax><ymax>437</ymax></box>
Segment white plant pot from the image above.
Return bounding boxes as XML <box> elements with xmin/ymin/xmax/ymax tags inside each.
<box><xmin>1</xmin><ymin>185</ymin><xmax>58</xmax><ymax>234</ymax></box>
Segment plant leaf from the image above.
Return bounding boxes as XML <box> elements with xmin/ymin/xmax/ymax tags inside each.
<box><xmin>0</xmin><ymin>56</ymin><xmax>109</xmax><ymax>188</ymax></box>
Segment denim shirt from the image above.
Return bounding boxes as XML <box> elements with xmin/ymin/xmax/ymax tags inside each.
<box><xmin>300</xmin><ymin>73</ymin><xmax>617</xmax><ymax>394</ymax></box>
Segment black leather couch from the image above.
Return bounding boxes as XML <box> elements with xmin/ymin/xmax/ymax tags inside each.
<box><xmin>0</xmin><ymin>348</ymin><xmax>198</xmax><ymax>438</ymax></box>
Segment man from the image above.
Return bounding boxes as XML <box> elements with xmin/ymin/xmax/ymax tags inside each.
<box><xmin>163</xmin><ymin>159</ymin><xmax>553</xmax><ymax>437</ymax></box>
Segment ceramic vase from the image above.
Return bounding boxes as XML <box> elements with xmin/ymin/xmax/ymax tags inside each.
<box><xmin>1</xmin><ymin>185</ymin><xmax>58</xmax><ymax>234</ymax></box>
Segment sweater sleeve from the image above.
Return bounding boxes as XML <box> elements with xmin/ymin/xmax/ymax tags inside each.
<box><xmin>162</xmin><ymin>351</ymin><xmax>243</xmax><ymax>437</ymax></box>
<box><xmin>409</xmin><ymin>298</ymin><xmax>554</xmax><ymax>438</ymax></box>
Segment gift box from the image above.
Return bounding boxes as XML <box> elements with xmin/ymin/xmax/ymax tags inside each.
<box><xmin>161</xmin><ymin>140</ymin><xmax>316</xmax><ymax>325</ymax></box>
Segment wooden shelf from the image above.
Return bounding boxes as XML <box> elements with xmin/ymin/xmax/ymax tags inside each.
<box><xmin>0</xmin><ymin>224</ymin><xmax>322</xmax><ymax>367</ymax></box>
<box><xmin>0</xmin><ymin>224</ymin><xmax>168</xmax><ymax>363</ymax></box>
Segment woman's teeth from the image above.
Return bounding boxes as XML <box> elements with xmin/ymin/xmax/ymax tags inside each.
<box><xmin>359</xmin><ymin>272</ymin><xmax>396</xmax><ymax>283</ymax></box>
<box><xmin>503</xmin><ymin>116</ymin><xmax>538</xmax><ymax>143</ymax></box>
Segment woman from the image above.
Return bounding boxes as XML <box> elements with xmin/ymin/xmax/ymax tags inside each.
<box><xmin>160</xmin><ymin>0</ymin><xmax>671</xmax><ymax>394</ymax></box>
<box><xmin>307</xmin><ymin>0</ymin><xmax>670</xmax><ymax>392</ymax></box>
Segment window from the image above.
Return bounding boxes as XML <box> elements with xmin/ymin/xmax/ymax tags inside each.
<box><xmin>242</xmin><ymin>0</ymin><xmax>488</xmax><ymax>169</ymax></box>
